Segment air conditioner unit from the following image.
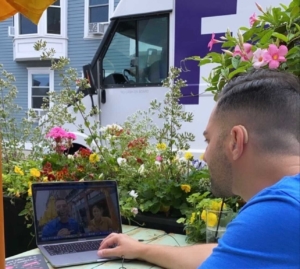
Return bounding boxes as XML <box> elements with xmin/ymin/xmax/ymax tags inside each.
<box><xmin>88</xmin><ymin>22</ymin><xmax>108</xmax><ymax>35</ymax></box>
<box><xmin>8</xmin><ymin>26</ymin><xmax>15</xmax><ymax>37</ymax></box>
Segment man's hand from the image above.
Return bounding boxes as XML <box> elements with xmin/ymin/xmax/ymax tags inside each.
<box><xmin>57</xmin><ymin>228</ymin><xmax>71</xmax><ymax>236</ymax></box>
<box><xmin>98</xmin><ymin>233</ymin><xmax>145</xmax><ymax>259</ymax></box>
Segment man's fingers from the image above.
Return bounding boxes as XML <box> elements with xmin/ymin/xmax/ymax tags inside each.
<box><xmin>98</xmin><ymin>248</ymin><xmax>120</xmax><ymax>258</ymax></box>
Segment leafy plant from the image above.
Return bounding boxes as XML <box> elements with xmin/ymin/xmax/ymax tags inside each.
<box><xmin>185</xmin><ymin>0</ymin><xmax>300</xmax><ymax>99</ymax></box>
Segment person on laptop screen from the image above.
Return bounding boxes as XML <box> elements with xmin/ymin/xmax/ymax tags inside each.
<box><xmin>88</xmin><ymin>204</ymin><xmax>113</xmax><ymax>232</ymax></box>
<box><xmin>42</xmin><ymin>198</ymin><xmax>82</xmax><ymax>239</ymax></box>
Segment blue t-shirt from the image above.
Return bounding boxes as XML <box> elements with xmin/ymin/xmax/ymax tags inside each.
<box><xmin>199</xmin><ymin>173</ymin><xmax>300</xmax><ymax>269</ymax></box>
<box><xmin>42</xmin><ymin>218</ymin><xmax>81</xmax><ymax>239</ymax></box>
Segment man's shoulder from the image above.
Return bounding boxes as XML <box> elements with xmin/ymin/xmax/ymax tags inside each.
<box><xmin>250</xmin><ymin>173</ymin><xmax>300</xmax><ymax>204</ymax></box>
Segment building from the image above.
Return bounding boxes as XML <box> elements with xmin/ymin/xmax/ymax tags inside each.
<box><xmin>0</xmin><ymin>0</ymin><xmax>120</xmax><ymax>123</ymax></box>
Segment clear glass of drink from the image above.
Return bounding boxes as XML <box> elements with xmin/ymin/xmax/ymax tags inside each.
<box><xmin>205</xmin><ymin>208</ymin><xmax>233</xmax><ymax>243</ymax></box>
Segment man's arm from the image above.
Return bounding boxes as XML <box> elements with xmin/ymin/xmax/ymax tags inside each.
<box><xmin>98</xmin><ymin>233</ymin><xmax>216</xmax><ymax>269</ymax></box>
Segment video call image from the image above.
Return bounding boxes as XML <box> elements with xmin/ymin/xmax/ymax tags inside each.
<box><xmin>33</xmin><ymin>187</ymin><xmax>121</xmax><ymax>242</ymax></box>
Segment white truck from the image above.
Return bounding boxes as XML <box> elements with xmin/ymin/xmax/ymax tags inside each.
<box><xmin>62</xmin><ymin>0</ymin><xmax>290</xmax><ymax>155</ymax></box>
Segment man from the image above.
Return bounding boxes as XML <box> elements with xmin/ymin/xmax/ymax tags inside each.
<box><xmin>97</xmin><ymin>69</ymin><xmax>300</xmax><ymax>269</ymax></box>
<box><xmin>42</xmin><ymin>198</ymin><xmax>82</xmax><ymax>239</ymax></box>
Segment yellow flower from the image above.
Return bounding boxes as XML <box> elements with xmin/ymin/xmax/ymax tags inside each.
<box><xmin>28</xmin><ymin>182</ymin><xmax>32</xmax><ymax>197</ymax></box>
<box><xmin>201</xmin><ymin>210</ymin><xmax>207</xmax><ymax>221</ymax></box>
<box><xmin>30</xmin><ymin>168</ymin><xmax>41</xmax><ymax>178</ymax></box>
<box><xmin>156</xmin><ymin>143</ymin><xmax>167</xmax><ymax>150</ymax></box>
<box><xmin>190</xmin><ymin>212</ymin><xmax>196</xmax><ymax>224</ymax></box>
<box><xmin>210</xmin><ymin>200</ymin><xmax>227</xmax><ymax>211</ymax></box>
<box><xmin>89</xmin><ymin>153</ymin><xmax>100</xmax><ymax>163</ymax></box>
<box><xmin>184</xmin><ymin>151</ymin><xmax>193</xmax><ymax>160</ymax></box>
<box><xmin>200</xmin><ymin>153</ymin><xmax>204</xmax><ymax>160</ymax></box>
<box><xmin>14</xmin><ymin>166</ymin><xmax>24</xmax><ymax>176</ymax></box>
<box><xmin>207</xmin><ymin>212</ymin><xmax>218</xmax><ymax>227</ymax></box>
<box><xmin>15</xmin><ymin>190</ymin><xmax>20</xmax><ymax>197</ymax></box>
<box><xmin>181</xmin><ymin>184</ymin><xmax>191</xmax><ymax>193</ymax></box>
<box><xmin>43</xmin><ymin>177</ymin><xmax>49</xmax><ymax>182</ymax></box>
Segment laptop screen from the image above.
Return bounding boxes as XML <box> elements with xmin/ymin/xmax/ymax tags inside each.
<box><xmin>31</xmin><ymin>181</ymin><xmax>122</xmax><ymax>244</ymax></box>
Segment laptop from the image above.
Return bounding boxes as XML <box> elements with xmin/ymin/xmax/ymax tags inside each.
<box><xmin>31</xmin><ymin>180</ymin><xmax>122</xmax><ymax>268</ymax></box>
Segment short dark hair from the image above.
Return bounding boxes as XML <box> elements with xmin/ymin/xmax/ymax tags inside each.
<box><xmin>216</xmin><ymin>69</ymin><xmax>300</xmax><ymax>154</ymax></box>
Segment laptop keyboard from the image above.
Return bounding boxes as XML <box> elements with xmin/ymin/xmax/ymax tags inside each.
<box><xmin>44</xmin><ymin>240</ymin><xmax>102</xmax><ymax>256</ymax></box>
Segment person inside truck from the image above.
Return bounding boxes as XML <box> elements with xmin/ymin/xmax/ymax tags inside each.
<box><xmin>97</xmin><ymin>68</ymin><xmax>300</xmax><ymax>269</ymax></box>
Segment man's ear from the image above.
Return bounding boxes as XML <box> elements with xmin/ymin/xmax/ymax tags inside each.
<box><xmin>229</xmin><ymin>125</ymin><xmax>248</xmax><ymax>160</ymax></box>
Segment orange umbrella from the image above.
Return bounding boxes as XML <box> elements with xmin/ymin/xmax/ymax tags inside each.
<box><xmin>0</xmin><ymin>0</ymin><xmax>56</xmax><ymax>24</ymax></box>
<box><xmin>0</xmin><ymin>2</ymin><xmax>56</xmax><ymax>267</ymax></box>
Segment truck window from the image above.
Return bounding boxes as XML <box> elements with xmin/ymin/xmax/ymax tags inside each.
<box><xmin>102</xmin><ymin>15</ymin><xmax>169</xmax><ymax>87</ymax></box>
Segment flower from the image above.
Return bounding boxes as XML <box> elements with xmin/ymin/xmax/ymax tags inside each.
<box><xmin>263</xmin><ymin>44</ymin><xmax>288</xmax><ymax>69</ymax></box>
<box><xmin>30</xmin><ymin>168</ymin><xmax>41</xmax><ymax>178</ymax></box>
<box><xmin>27</xmin><ymin>182</ymin><xmax>32</xmax><ymax>197</ymax></box>
<box><xmin>181</xmin><ymin>184</ymin><xmax>191</xmax><ymax>193</ymax></box>
<box><xmin>206</xmin><ymin>212</ymin><xmax>218</xmax><ymax>227</ymax></box>
<box><xmin>249</xmin><ymin>12</ymin><xmax>259</xmax><ymax>26</ymax></box>
<box><xmin>252</xmin><ymin>48</ymin><xmax>268</xmax><ymax>69</ymax></box>
<box><xmin>184</xmin><ymin>151</ymin><xmax>193</xmax><ymax>161</ymax></box>
<box><xmin>131</xmin><ymin>207</ymin><xmax>139</xmax><ymax>215</ymax></box>
<box><xmin>233</xmin><ymin>43</ymin><xmax>253</xmax><ymax>61</ymax></box>
<box><xmin>208</xmin><ymin>33</ymin><xmax>222</xmax><ymax>51</ymax></box>
<box><xmin>155</xmin><ymin>155</ymin><xmax>163</xmax><ymax>162</ymax></box>
<box><xmin>129</xmin><ymin>190</ymin><xmax>138</xmax><ymax>198</ymax></box>
<box><xmin>89</xmin><ymin>153</ymin><xmax>100</xmax><ymax>163</ymax></box>
<box><xmin>14</xmin><ymin>166</ymin><xmax>24</xmax><ymax>176</ymax></box>
<box><xmin>117</xmin><ymin>157</ymin><xmax>126</xmax><ymax>166</ymax></box>
<box><xmin>46</xmin><ymin>126</ymin><xmax>67</xmax><ymax>140</ymax></box>
<box><xmin>156</xmin><ymin>143</ymin><xmax>167</xmax><ymax>151</ymax></box>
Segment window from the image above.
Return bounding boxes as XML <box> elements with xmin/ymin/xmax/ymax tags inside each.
<box><xmin>89</xmin><ymin>0</ymin><xmax>108</xmax><ymax>23</ymax></box>
<box><xmin>101</xmin><ymin>15</ymin><xmax>169</xmax><ymax>87</ymax></box>
<box><xmin>28</xmin><ymin>68</ymin><xmax>54</xmax><ymax>117</ymax></box>
<box><xmin>19</xmin><ymin>15</ymin><xmax>37</xmax><ymax>34</ymax></box>
<box><xmin>47</xmin><ymin>0</ymin><xmax>61</xmax><ymax>34</ymax></box>
<box><xmin>84</xmin><ymin>0</ymin><xmax>114</xmax><ymax>38</ymax></box>
<box><xmin>17</xmin><ymin>0</ymin><xmax>65</xmax><ymax>36</ymax></box>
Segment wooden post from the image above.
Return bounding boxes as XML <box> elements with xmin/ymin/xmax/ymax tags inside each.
<box><xmin>0</xmin><ymin>142</ymin><xmax>5</xmax><ymax>266</ymax></box>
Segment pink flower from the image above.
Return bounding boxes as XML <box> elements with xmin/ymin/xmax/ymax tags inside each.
<box><xmin>263</xmin><ymin>44</ymin><xmax>288</xmax><ymax>69</ymax></box>
<box><xmin>249</xmin><ymin>13</ymin><xmax>259</xmax><ymax>26</ymax></box>
<box><xmin>208</xmin><ymin>33</ymin><xmax>222</xmax><ymax>51</ymax></box>
<box><xmin>66</xmin><ymin>132</ymin><xmax>76</xmax><ymax>140</ymax></box>
<box><xmin>46</xmin><ymin>127</ymin><xmax>68</xmax><ymax>139</ymax></box>
<box><xmin>252</xmin><ymin>48</ymin><xmax>268</xmax><ymax>69</ymax></box>
<box><xmin>233</xmin><ymin>43</ymin><xmax>253</xmax><ymax>61</ymax></box>
<box><xmin>156</xmin><ymin>155</ymin><xmax>163</xmax><ymax>162</ymax></box>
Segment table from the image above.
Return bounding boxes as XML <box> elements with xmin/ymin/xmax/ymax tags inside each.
<box><xmin>6</xmin><ymin>225</ymin><xmax>193</xmax><ymax>269</ymax></box>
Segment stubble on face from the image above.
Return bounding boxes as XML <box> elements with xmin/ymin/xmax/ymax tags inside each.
<box><xmin>205</xmin><ymin>111</ymin><xmax>234</xmax><ymax>198</ymax></box>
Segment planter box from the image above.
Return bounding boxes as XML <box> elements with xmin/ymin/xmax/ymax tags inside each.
<box><xmin>122</xmin><ymin>212</ymin><xmax>185</xmax><ymax>235</ymax></box>
<box><xmin>4</xmin><ymin>196</ymin><xmax>36</xmax><ymax>257</ymax></box>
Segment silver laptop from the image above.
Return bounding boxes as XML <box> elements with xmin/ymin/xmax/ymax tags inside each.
<box><xmin>31</xmin><ymin>180</ymin><xmax>122</xmax><ymax>268</ymax></box>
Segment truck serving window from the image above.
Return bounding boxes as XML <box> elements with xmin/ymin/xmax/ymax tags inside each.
<box><xmin>102</xmin><ymin>15</ymin><xmax>169</xmax><ymax>87</ymax></box>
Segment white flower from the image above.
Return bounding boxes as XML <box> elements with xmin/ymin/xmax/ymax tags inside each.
<box><xmin>138</xmin><ymin>164</ymin><xmax>145</xmax><ymax>175</ymax></box>
<box><xmin>252</xmin><ymin>48</ymin><xmax>268</xmax><ymax>69</ymax></box>
<box><xmin>129</xmin><ymin>190</ymin><xmax>138</xmax><ymax>198</ymax></box>
<box><xmin>67</xmin><ymin>154</ymin><xmax>74</xmax><ymax>160</ymax></box>
<box><xmin>117</xmin><ymin>157</ymin><xmax>127</xmax><ymax>166</ymax></box>
<box><xmin>155</xmin><ymin>161</ymin><xmax>161</xmax><ymax>166</ymax></box>
<box><xmin>131</xmin><ymin>207</ymin><xmax>138</xmax><ymax>215</ymax></box>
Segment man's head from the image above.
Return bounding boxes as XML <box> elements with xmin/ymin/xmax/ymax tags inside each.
<box><xmin>203</xmin><ymin>69</ymin><xmax>300</xmax><ymax>198</ymax></box>
<box><xmin>55</xmin><ymin>198</ymin><xmax>69</xmax><ymax>220</ymax></box>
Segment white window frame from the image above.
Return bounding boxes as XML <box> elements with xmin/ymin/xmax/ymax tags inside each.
<box><xmin>27</xmin><ymin>68</ymin><xmax>54</xmax><ymax>117</ymax></box>
<box><xmin>14</xmin><ymin>0</ymin><xmax>67</xmax><ymax>39</ymax></box>
<box><xmin>84</xmin><ymin>0</ymin><xmax>114</xmax><ymax>39</ymax></box>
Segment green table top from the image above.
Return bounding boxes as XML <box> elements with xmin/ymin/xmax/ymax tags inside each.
<box><xmin>6</xmin><ymin>225</ymin><xmax>191</xmax><ymax>269</ymax></box>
